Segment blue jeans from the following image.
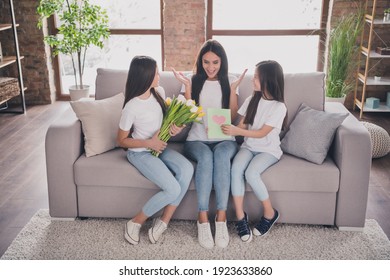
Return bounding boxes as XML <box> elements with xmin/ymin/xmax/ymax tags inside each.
<box><xmin>127</xmin><ymin>148</ymin><xmax>193</xmax><ymax>217</ymax></box>
<box><xmin>184</xmin><ymin>140</ymin><xmax>238</xmax><ymax>212</ymax></box>
<box><xmin>231</xmin><ymin>148</ymin><xmax>278</xmax><ymax>201</ymax></box>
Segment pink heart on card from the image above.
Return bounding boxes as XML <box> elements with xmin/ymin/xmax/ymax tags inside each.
<box><xmin>212</xmin><ymin>115</ymin><xmax>226</xmax><ymax>125</ymax></box>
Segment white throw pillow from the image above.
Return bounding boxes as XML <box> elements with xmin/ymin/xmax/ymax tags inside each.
<box><xmin>70</xmin><ymin>93</ymin><xmax>124</xmax><ymax>157</ymax></box>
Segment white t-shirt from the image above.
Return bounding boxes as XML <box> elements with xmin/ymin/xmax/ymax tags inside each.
<box><xmin>119</xmin><ymin>87</ymin><xmax>165</xmax><ymax>152</ymax></box>
<box><xmin>238</xmin><ymin>95</ymin><xmax>287</xmax><ymax>159</ymax></box>
<box><xmin>182</xmin><ymin>74</ymin><xmax>238</xmax><ymax>142</ymax></box>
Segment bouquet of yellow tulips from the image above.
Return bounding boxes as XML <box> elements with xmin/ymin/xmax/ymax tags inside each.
<box><xmin>152</xmin><ymin>95</ymin><xmax>204</xmax><ymax>156</ymax></box>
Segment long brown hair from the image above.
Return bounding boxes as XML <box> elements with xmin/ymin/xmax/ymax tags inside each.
<box><xmin>123</xmin><ymin>56</ymin><xmax>166</xmax><ymax>115</ymax></box>
<box><xmin>191</xmin><ymin>39</ymin><xmax>230</xmax><ymax>108</ymax></box>
<box><xmin>244</xmin><ymin>60</ymin><xmax>285</xmax><ymax>125</ymax></box>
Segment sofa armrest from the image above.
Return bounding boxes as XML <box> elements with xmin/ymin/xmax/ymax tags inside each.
<box><xmin>325</xmin><ymin>102</ymin><xmax>371</xmax><ymax>229</ymax></box>
<box><xmin>45</xmin><ymin>108</ymin><xmax>83</xmax><ymax>218</ymax></box>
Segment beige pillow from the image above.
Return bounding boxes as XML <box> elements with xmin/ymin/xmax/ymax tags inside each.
<box><xmin>70</xmin><ymin>93</ymin><xmax>124</xmax><ymax>157</ymax></box>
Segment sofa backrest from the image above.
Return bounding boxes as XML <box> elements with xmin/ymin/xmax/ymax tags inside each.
<box><xmin>95</xmin><ymin>68</ymin><xmax>325</xmax><ymax>129</ymax></box>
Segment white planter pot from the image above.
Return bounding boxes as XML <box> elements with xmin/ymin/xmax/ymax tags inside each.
<box><xmin>69</xmin><ymin>85</ymin><xmax>90</xmax><ymax>101</ymax></box>
<box><xmin>325</xmin><ymin>96</ymin><xmax>346</xmax><ymax>104</ymax></box>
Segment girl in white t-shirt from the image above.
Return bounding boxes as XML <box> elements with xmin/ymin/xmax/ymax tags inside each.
<box><xmin>173</xmin><ymin>40</ymin><xmax>246</xmax><ymax>249</ymax></box>
<box><xmin>117</xmin><ymin>56</ymin><xmax>193</xmax><ymax>245</ymax></box>
<box><xmin>222</xmin><ymin>60</ymin><xmax>287</xmax><ymax>243</ymax></box>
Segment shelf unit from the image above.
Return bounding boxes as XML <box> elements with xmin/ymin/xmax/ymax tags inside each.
<box><xmin>353</xmin><ymin>0</ymin><xmax>390</xmax><ymax>118</ymax></box>
<box><xmin>0</xmin><ymin>0</ymin><xmax>26</xmax><ymax>113</ymax></box>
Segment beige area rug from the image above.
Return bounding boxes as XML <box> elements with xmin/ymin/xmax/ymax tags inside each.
<box><xmin>1</xmin><ymin>209</ymin><xmax>390</xmax><ymax>260</ymax></box>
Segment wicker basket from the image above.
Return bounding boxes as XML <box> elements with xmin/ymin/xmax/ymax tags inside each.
<box><xmin>0</xmin><ymin>77</ymin><xmax>20</xmax><ymax>105</ymax></box>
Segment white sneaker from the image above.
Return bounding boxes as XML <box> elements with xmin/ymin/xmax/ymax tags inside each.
<box><xmin>197</xmin><ymin>221</ymin><xmax>214</xmax><ymax>249</ymax></box>
<box><xmin>215</xmin><ymin>218</ymin><xmax>229</xmax><ymax>248</ymax></box>
<box><xmin>124</xmin><ymin>220</ymin><xmax>141</xmax><ymax>245</ymax></box>
<box><xmin>148</xmin><ymin>218</ymin><xmax>167</xmax><ymax>244</ymax></box>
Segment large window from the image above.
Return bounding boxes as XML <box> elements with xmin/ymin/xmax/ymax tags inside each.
<box><xmin>208</xmin><ymin>0</ymin><xmax>328</xmax><ymax>73</ymax></box>
<box><xmin>53</xmin><ymin>0</ymin><xmax>329</xmax><ymax>99</ymax></box>
<box><xmin>55</xmin><ymin>0</ymin><xmax>162</xmax><ymax>98</ymax></box>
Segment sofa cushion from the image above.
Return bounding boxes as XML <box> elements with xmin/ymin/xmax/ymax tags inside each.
<box><xmin>280</xmin><ymin>103</ymin><xmax>348</xmax><ymax>164</ymax></box>
<box><xmin>70</xmin><ymin>92</ymin><xmax>124</xmax><ymax>157</ymax></box>
<box><xmin>74</xmin><ymin>144</ymin><xmax>193</xmax><ymax>190</ymax></box>
<box><xmin>74</xmin><ymin>144</ymin><xmax>339</xmax><ymax>194</ymax></box>
<box><xmin>74</xmin><ymin>148</ymin><xmax>158</xmax><ymax>189</ymax></box>
<box><xmin>95</xmin><ymin>69</ymin><xmax>128</xmax><ymax>100</ymax></box>
<box><xmin>260</xmin><ymin>154</ymin><xmax>340</xmax><ymax>193</ymax></box>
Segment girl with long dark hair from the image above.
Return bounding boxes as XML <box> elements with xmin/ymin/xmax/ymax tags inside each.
<box><xmin>117</xmin><ymin>56</ymin><xmax>193</xmax><ymax>245</ymax></box>
<box><xmin>222</xmin><ymin>60</ymin><xmax>287</xmax><ymax>243</ymax></box>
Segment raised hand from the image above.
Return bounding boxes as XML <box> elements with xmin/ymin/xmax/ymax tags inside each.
<box><xmin>172</xmin><ymin>67</ymin><xmax>191</xmax><ymax>88</ymax></box>
<box><xmin>231</xmin><ymin>69</ymin><xmax>248</xmax><ymax>92</ymax></box>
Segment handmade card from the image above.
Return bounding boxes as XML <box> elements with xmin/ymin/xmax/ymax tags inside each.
<box><xmin>207</xmin><ymin>108</ymin><xmax>231</xmax><ymax>139</ymax></box>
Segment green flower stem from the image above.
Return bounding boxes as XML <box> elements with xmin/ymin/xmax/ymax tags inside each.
<box><xmin>152</xmin><ymin>96</ymin><xmax>204</xmax><ymax>157</ymax></box>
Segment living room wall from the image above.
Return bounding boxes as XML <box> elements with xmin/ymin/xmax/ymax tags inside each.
<box><xmin>0</xmin><ymin>0</ymin><xmax>388</xmax><ymax>107</ymax></box>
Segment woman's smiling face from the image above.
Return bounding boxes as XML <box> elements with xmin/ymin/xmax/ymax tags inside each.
<box><xmin>202</xmin><ymin>51</ymin><xmax>221</xmax><ymax>80</ymax></box>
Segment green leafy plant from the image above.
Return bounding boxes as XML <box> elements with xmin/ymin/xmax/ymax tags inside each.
<box><xmin>325</xmin><ymin>11</ymin><xmax>363</xmax><ymax>98</ymax></box>
<box><xmin>37</xmin><ymin>0</ymin><xmax>110</xmax><ymax>89</ymax></box>
<box><xmin>384</xmin><ymin>8</ymin><xmax>390</xmax><ymax>14</ymax></box>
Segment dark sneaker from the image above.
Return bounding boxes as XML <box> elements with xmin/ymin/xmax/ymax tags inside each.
<box><xmin>253</xmin><ymin>209</ymin><xmax>279</xmax><ymax>237</ymax></box>
<box><xmin>235</xmin><ymin>212</ymin><xmax>252</xmax><ymax>243</ymax></box>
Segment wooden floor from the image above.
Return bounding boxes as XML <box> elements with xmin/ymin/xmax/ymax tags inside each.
<box><xmin>0</xmin><ymin>102</ymin><xmax>389</xmax><ymax>257</ymax></box>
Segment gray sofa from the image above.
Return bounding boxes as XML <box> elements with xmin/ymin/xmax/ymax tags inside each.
<box><xmin>45</xmin><ymin>68</ymin><xmax>372</xmax><ymax>230</ymax></box>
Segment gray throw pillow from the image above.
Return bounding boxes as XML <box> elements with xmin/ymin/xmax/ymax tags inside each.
<box><xmin>280</xmin><ymin>103</ymin><xmax>348</xmax><ymax>164</ymax></box>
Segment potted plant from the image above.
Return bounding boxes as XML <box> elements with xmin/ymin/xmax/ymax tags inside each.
<box><xmin>374</xmin><ymin>71</ymin><xmax>382</xmax><ymax>81</ymax></box>
<box><xmin>325</xmin><ymin>11</ymin><xmax>363</xmax><ymax>103</ymax></box>
<box><xmin>384</xmin><ymin>8</ymin><xmax>390</xmax><ymax>22</ymax></box>
<box><xmin>37</xmin><ymin>0</ymin><xmax>110</xmax><ymax>100</ymax></box>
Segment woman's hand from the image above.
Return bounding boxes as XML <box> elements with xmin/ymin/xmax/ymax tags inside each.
<box><xmin>221</xmin><ymin>124</ymin><xmax>240</xmax><ymax>136</ymax></box>
<box><xmin>172</xmin><ymin>68</ymin><xmax>191</xmax><ymax>88</ymax></box>
<box><xmin>147</xmin><ymin>130</ymin><xmax>167</xmax><ymax>154</ymax></box>
<box><xmin>169</xmin><ymin>124</ymin><xmax>186</xmax><ymax>137</ymax></box>
<box><xmin>231</xmin><ymin>69</ymin><xmax>248</xmax><ymax>92</ymax></box>
<box><xmin>172</xmin><ymin>68</ymin><xmax>192</xmax><ymax>99</ymax></box>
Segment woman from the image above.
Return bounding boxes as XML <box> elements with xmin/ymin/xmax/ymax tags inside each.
<box><xmin>173</xmin><ymin>40</ymin><xmax>246</xmax><ymax>249</ymax></box>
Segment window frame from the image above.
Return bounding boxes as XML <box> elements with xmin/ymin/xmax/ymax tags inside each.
<box><xmin>52</xmin><ymin>0</ymin><xmax>165</xmax><ymax>100</ymax></box>
<box><xmin>206</xmin><ymin>0</ymin><xmax>330</xmax><ymax>72</ymax></box>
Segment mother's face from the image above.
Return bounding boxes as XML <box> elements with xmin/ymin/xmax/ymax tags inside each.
<box><xmin>202</xmin><ymin>51</ymin><xmax>221</xmax><ymax>80</ymax></box>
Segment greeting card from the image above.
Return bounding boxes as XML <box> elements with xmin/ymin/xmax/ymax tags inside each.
<box><xmin>207</xmin><ymin>108</ymin><xmax>231</xmax><ymax>139</ymax></box>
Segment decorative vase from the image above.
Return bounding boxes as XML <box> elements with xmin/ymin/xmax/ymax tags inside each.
<box><xmin>69</xmin><ymin>85</ymin><xmax>90</xmax><ymax>101</ymax></box>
